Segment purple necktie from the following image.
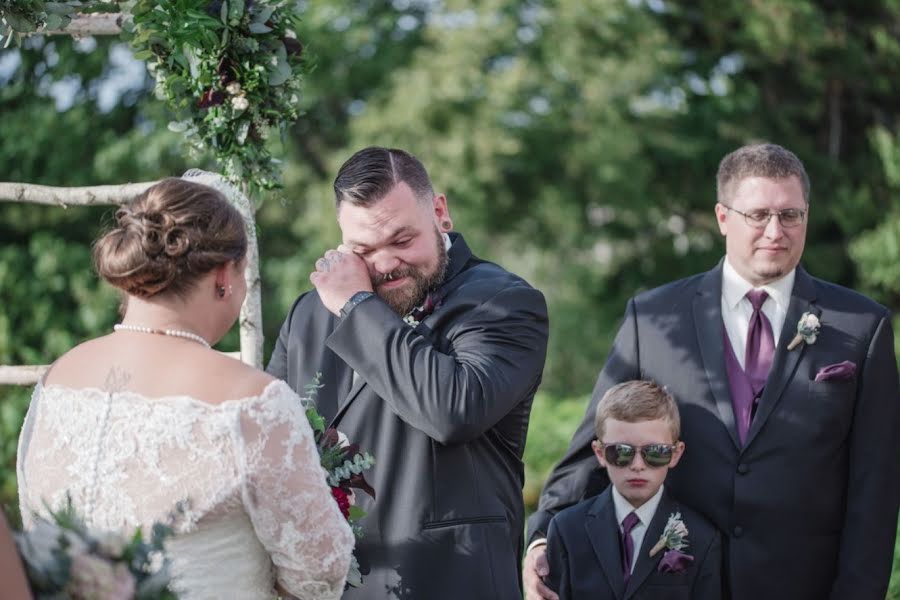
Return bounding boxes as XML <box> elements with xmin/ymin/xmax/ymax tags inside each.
<box><xmin>621</xmin><ymin>511</ymin><xmax>640</xmax><ymax>584</ymax></box>
<box><xmin>741</xmin><ymin>290</ymin><xmax>775</xmax><ymax>437</ymax></box>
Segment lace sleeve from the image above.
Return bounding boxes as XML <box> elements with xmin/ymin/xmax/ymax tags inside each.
<box><xmin>16</xmin><ymin>382</ymin><xmax>41</xmax><ymax>528</ymax></box>
<box><xmin>236</xmin><ymin>381</ymin><xmax>354</xmax><ymax>600</ymax></box>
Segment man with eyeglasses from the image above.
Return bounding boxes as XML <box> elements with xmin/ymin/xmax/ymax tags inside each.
<box><xmin>524</xmin><ymin>143</ymin><xmax>900</xmax><ymax>600</ymax></box>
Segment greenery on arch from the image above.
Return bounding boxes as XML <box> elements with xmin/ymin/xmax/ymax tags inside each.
<box><xmin>0</xmin><ymin>0</ymin><xmax>307</xmax><ymax>192</ymax></box>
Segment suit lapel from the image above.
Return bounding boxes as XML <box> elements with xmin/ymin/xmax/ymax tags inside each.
<box><xmin>585</xmin><ymin>489</ymin><xmax>627</xmax><ymax>600</ymax></box>
<box><xmin>329</xmin><ymin>367</ymin><xmax>368</xmax><ymax>429</ymax></box>
<box><xmin>744</xmin><ymin>267</ymin><xmax>818</xmax><ymax>447</ymax></box>
<box><xmin>692</xmin><ymin>264</ymin><xmax>741</xmax><ymax>449</ymax></box>
<box><xmin>623</xmin><ymin>492</ymin><xmax>674</xmax><ymax>599</ymax></box>
<box><xmin>327</xmin><ymin>233</ymin><xmax>474</xmax><ymax>428</ymax></box>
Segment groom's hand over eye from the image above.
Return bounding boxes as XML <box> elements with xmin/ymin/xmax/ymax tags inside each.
<box><xmin>310</xmin><ymin>246</ymin><xmax>372</xmax><ymax>316</ymax></box>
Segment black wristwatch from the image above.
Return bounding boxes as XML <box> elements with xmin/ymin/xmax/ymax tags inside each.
<box><xmin>340</xmin><ymin>291</ymin><xmax>375</xmax><ymax>319</ymax></box>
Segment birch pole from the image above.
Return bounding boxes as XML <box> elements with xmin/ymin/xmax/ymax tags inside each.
<box><xmin>37</xmin><ymin>13</ymin><xmax>125</xmax><ymax>37</ymax></box>
<box><xmin>0</xmin><ymin>181</ymin><xmax>155</xmax><ymax>206</ymax></box>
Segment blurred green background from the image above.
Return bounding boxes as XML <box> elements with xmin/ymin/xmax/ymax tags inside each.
<box><xmin>2</xmin><ymin>1</ymin><xmax>900</xmax><ymax>596</ymax></box>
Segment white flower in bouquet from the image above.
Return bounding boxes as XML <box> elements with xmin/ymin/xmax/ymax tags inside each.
<box><xmin>68</xmin><ymin>553</ymin><xmax>136</xmax><ymax>600</ymax></box>
<box><xmin>95</xmin><ymin>531</ymin><xmax>129</xmax><ymax>557</ymax></box>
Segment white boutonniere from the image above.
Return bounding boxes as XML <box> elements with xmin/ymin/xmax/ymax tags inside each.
<box><xmin>787</xmin><ymin>311</ymin><xmax>820</xmax><ymax>351</ymax></box>
<box><xmin>403</xmin><ymin>314</ymin><xmax>421</xmax><ymax>327</ymax></box>
<box><xmin>649</xmin><ymin>512</ymin><xmax>689</xmax><ymax>557</ymax></box>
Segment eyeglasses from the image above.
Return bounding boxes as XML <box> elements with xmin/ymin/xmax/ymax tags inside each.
<box><xmin>723</xmin><ymin>205</ymin><xmax>806</xmax><ymax>229</ymax></box>
<box><xmin>599</xmin><ymin>443</ymin><xmax>677</xmax><ymax>468</ymax></box>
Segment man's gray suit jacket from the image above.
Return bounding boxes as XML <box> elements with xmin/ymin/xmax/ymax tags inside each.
<box><xmin>528</xmin><ymin>262</ymin><xmax>900</xmax><ymax>600</ymax></box>
<box><xmin>269</xmin><ymin>233</ymin><xmax>549</xmax><ymax>600</ymax></box>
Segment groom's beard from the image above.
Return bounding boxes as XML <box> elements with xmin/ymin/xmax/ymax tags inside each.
<box><xmin>374</xmin><ymin>229</ymin><xmax>449</xmax><ymax>316</ymax></box>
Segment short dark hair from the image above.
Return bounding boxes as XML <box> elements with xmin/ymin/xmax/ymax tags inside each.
<box><xmin>594</xmin><ymin>380</ymin><xmax>681</xmax><ymax>442</ymax></box>
<box><xmin>717</xmin><ymin>143</ymin><xmax>810</xmax><ymax>204</ymax></box>
<box><xmin>93</xmin><ymin>178</ymin><xmax>247</xmax><ymax>298</ymax></box>
<box><xmin>333</xmin><ymin>146</ymin><xmax>434</xmax><ymax>208</ymax></box>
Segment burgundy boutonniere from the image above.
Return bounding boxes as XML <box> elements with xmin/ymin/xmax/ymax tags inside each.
<box><xmin>404</xmin><ymin>290</ymin><xmax>444</xmax><ymax>327</ymax></box>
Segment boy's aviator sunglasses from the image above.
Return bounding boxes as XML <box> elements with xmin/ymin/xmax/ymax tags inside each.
<box><xmin>600</xmin><ymin>443</ymin><xmax>677</xmax><ymax>468</ymax></box>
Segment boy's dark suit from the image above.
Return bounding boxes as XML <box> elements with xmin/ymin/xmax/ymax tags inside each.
<box><xmin>546</xmin><ymin>488</ymin><xmax>722</xmax><ymax>600</ymax></box>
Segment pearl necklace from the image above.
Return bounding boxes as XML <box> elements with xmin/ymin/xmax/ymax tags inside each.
<box><xmin>114</xmin><ymin>324</ymin><xmax>211</xmax><ymax>349</ymax></box>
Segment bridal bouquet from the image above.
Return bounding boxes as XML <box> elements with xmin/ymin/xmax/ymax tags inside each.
<box><xmin>300</xmin><ymin>375</ymin><xmax>376</xmax><ymax>588</ymax></box>
<box><xmin>15</xmin><ymin>497</ymin><xmax>176</xmax><ymax>599</ymax></box>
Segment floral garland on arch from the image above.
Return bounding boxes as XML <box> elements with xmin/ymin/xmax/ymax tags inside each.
<box><xmin>127</xmin><ymin>0</ymin><xmax>305</xmax><ymax>192</ymax></box>
<box><xmin>0</xmin><ymin>0</ymin><xmax>306</xmax><ymax>192</ymax></box>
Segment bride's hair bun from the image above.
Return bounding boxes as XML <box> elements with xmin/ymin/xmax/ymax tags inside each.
<box><xmin>93</xmin><ymin>178</ymin><xmax>247</xmax><ymax>298</ymax></box>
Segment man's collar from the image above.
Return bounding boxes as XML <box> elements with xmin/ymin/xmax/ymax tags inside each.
<box><xmin>441</xmin><ymin>232</ymin><xmax>471</xmax><ymax>287</ymax></box>
<box><xmin>611</xmin><ymin>483</ymin><xmax>664</xmax><ymax>527</ymax></box>
<box><xmin>442</xmin><ymin>232</ymin><xmax>452</xmax><ymax>250</ymax></box>
<box><xmin>722</xmin><ymin>256</ymin><xmax>795</xmax><ymax>311</ymax></box>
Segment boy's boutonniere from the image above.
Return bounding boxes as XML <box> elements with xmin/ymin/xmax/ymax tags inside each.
<box><xmin>787</xmin><ymin>311</ymin><xmax>820</xmax><ymax>351</ymax></box>
<box><xmin>650</xmin><ymin>512</ymin><xmax>694</xmax><ymax>574</ymax></box>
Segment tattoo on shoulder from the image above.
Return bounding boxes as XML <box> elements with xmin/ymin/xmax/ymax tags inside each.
<box><xmin>102</xmin><ymin>366</ymin><xmax>132</xmax><ymax>393</ymax></box>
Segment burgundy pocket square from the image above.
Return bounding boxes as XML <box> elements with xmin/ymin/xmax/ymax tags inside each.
<box><xmin>657</xmin><ymin>549</ymin><xmax>693</xmax><ymax>573</ymax></box>
<box><xmin>815</xmin><ymin>361</ymin><xmax>856</xmax><ymax>382</ymax></box>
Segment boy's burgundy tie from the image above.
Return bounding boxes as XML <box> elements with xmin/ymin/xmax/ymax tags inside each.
<box><xmin>621</xmin><ymin>511</ymin><xmax>640</xmax><ymax>584</ymax></box>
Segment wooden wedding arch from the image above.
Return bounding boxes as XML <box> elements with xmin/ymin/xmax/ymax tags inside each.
<box><xmin>0</xmin><ymin>12</ymin><xmax>266</xmax><ymax>385</ymax></box>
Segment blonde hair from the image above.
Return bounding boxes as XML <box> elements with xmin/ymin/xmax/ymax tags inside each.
<box><xmin>716</xmin><ymin>142</ymin><xmax>810</xmax><ymax>205</ymax></box>
<box><xmin>93</xmin><ymin>178</ymin><xmax>247</xmax><ymax>298</ymax></box>
<box><xmin>594</xmin><ymin>380</ymin><xmax>681</xmax><ymax>442</ymax></box>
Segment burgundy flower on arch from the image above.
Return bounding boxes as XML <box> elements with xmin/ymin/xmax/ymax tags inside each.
<box><xmin>197</xmin><ymin>88</ymin><xmax>224</xmax><ymax>108</ymax></box>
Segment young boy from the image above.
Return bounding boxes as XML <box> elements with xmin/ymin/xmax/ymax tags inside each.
<box><xmin>545</xmin><ymin>380</ymin><xmax>722</xmax><ymax>599</ymax></box>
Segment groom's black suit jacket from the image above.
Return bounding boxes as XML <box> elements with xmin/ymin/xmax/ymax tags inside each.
<box><xmin>546</xmin><ymin>487</ymin><xmax>722</xmax><ymax>600</ymax></box>
<box><xmin>268</xmin><ymin>233</ymin><xmax>549</xmax><ymax>599</ymax></box>
<box><xmin>528</xmin><ymin>262</ymin><xmax>900</xmax><ymax>600</ymax></box>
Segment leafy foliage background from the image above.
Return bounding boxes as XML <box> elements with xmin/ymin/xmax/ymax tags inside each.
<box><xmin>2</xmin><ymin>1</ymin><xmax>900</xmax><ymax>595</ymax></box>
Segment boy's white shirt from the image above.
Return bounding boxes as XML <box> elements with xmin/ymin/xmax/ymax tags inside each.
<box><xmin>529</xmin><ymin>482</ymin><xmax>667</xmax><ymax>572</ymax></box>
<box><xmin>611</xmin><ymin>484</ymin><xmax>665</xmax><ymax>573</ymax></box>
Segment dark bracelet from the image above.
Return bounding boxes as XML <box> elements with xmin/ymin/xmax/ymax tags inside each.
<box><xmin>340</xmin><ymin>291</ymin><xmax>375</xmax><ymax>319</ymax></box>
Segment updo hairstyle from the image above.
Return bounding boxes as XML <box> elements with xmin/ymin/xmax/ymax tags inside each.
<box><xmin>93</xmin><ymin>178</ymin><xmax>248</xmax><ymax>298</ymax></box>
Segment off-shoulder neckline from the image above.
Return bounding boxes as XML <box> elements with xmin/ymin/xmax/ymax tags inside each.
<box><xmin>38</xmin><ymin>378</ymin><xmax>290</xmax><ymax>409</ymax></box>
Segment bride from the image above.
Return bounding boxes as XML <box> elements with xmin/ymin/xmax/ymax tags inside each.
<box><xmin>16</xmin><ymin>178</ymin><xmax>354</xmax><ymax>599</ymax></box>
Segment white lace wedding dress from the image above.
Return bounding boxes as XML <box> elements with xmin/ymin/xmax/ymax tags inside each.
<box><xmin>16</xmin><ymin>379</ymin><xmax>354</xmax><ymax>600</ymax></box>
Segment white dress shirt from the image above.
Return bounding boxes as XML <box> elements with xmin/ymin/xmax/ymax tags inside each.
<box><xmin>721</xmin><ymin>258</ymin><xmax>795</xmax><ymax>369</ymax></box>
<box><xmin>611</xmin><ymin>484</ymin><xmax>665</xmax><ymax>573</ymax></box>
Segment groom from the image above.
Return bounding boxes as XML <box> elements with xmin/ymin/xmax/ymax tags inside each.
<box><xmin>524</xmin><ymin>143</ymin><xmax>900</xmax><ymax>600</ymax></box>
<box><xmin>268</xmin><ymin>146</ymin><xmax>549</xmax><ymax>599</ymax></box>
